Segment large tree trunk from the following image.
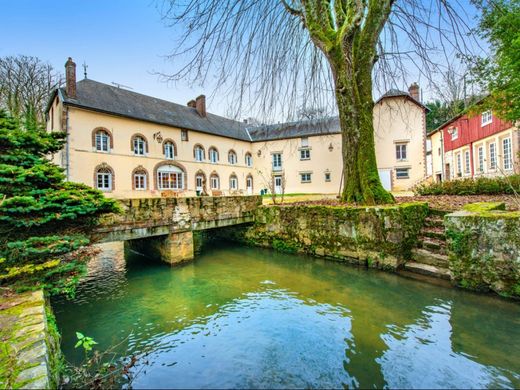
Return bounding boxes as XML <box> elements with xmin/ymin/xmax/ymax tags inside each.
<box><xmin>332</xmin><ymin>48</ymin><xmax>394</xmax><ymax>205</ymax></box>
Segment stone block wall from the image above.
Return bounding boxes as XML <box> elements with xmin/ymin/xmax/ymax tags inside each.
<box><xmin>0</xmin><ymin>290</ymin><xmax>61</xmax><ymax>389</ymax></box>
<box><xmin>445</xmin><ymin>202</ymin><xmax>520</xmax><ymax>298</ymax></box>
<box><xmin>225</xmin><ymin>203</ymin><xmax>429</xmax><ymax>270</ymax></box>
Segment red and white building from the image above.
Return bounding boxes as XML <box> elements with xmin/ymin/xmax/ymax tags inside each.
<box><xmin>429</xmin><ymin>108</ymin><xmax>519</xmax><ymax>182</ymax></box>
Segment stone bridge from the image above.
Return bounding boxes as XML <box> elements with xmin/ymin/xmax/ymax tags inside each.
<box><xmin>93</xmin><ymin>196</ymin><xmax>261</xmax><ymax>264</ymax></box>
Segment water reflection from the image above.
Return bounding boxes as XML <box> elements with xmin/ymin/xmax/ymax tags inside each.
<box><xmin>52</xmin><ymin>243</ymin><xmax>520</xmax><ymax>389</ymax></box>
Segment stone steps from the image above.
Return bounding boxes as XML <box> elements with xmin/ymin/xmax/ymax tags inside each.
<box><xmin>404</xmin><ymin>261</ymin><xmax>451</xmax><ymax>280</ymax></box>
<box><xmin>419</xmin><ymin>237</ymin><xmax>447</xmax><ymax>255</ymax></box>
<box><xmin>421</xmin><ymin>226</ymin><xmax>446</xmax><ymax>240</ymax></box>
<box><xmin>412</xmin><ymin>248</ymin><xmax>448</xmax><ymax>267</ymax></box>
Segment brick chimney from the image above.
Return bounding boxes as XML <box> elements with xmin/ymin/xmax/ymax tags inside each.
<box><xmin>65</xmin><ymin>57</ymin><xmax>77</xmax><ymax>98</ymax></box>
<box><xmin>408</xmin><ymin>82</ymin><xmax>420</xmax><ymax>102</ymax></box>
<box><xmin>195</xmin><ymin>95</ymin><xmax>206</xmax><ymax>117</ymax></box>
<box><xmin>187</xmin><ymin>100</ymin><xmax>196</xmax><ymax>108</ymax></box>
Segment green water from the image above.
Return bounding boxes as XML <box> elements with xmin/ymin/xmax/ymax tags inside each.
<box><xmin>52</xmin><ymin>242</ymin><xmax>520</xmax><ymax>389</ymax></box>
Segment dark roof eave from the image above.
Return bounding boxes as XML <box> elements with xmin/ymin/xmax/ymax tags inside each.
<box><xmin>375</xmin><ymin>94</ymin><xmax>430</xmax><ymax>112</ymax></box>
<box><xmin>63</xmin><ymin>101</ymin><xmax>250</xmax><ymax>142</ymax></box>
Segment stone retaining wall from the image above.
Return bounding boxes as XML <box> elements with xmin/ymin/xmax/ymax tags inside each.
<box><xmin>0</xmin><ymin>290</ymin><xmax>61</xmax><ymax>389</ymax></box>
<box><xmin>445</xmin><ymin>202</ymin><xmax>520</xmax><ymax>298</ymax></box>
<box><xmin>224</xmin><ymin>203</ymin><xmax>429</xmax><ymax>270</ymax></box>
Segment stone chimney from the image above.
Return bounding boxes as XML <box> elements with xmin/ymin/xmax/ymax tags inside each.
<box><xmin>187</xmin><ymin>100</ymin><xmax>196</xmax><ymax>108</ymax></box>
<box><xmin>195</xmin><ymin>95</ymin><xmax>206</xmax><ymax>117</ymax></box>
<box><xmin>65</xmin><ymin>57</ymin><xmax>77</xmax><ymax>98</ymax></box>
<box><xmin>408</xmin><ymin>82</ymin><xmax>420</xmax><ymax>102</ymax></box>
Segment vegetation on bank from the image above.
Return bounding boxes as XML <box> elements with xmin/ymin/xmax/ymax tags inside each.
<box><xmin>0</xmin><ymin>111</ymin><xmax>119</xmax><ymax>295</ymax></box>
<box><xmin>413</xmin><ymin>175</ymin><xmax>520</xmax><ymax>196</ymax></box>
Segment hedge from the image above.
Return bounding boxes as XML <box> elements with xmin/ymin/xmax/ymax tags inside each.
<box><xmin>413</xmin><ymin>175</ymin><xmax>520</xmax><ymax>196</ymax></box>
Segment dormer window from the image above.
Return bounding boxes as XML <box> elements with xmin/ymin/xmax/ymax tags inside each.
<box><xmin>481</xmin><ymin>111</ymin><xmax>492</xmax><ymax>126</ymax></box>
<box><xmin>450</xmin><ymin>127</ymin><xmax>458</xmax><ymax>141</ymax></box>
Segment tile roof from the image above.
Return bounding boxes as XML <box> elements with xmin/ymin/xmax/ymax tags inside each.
<box><xmin>59</xmin><ymin>79</ymin><xmax>251</xmax><ymax>141</ymax></box>
<box><xmin>247</xmin><ymin>117</ymin><xmax>340</xmax><ymax>141</ymax></box>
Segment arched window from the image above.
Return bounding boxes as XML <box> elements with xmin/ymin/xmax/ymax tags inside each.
<box><xmin>194</xmin><ymin>144</ymin><xmax>205</xmax><ymax>162</ymax></box>
<box><xmin>209</xmin><ymin>147</ymin><xmax>219</xmax><ymax>163</ymax></box>
<box><xmin>210</xmin><ymin>173</ymin><xmax>220</xmax><ymax>190</ymax></box>
<box><xmin>132</xmin><ymin>166</ymin><xmax>148</xmax><ymax>190</ymax></box>
<box><xmin>131</xmin><ymin>134</ymin><xmax>148</xmax><ymax>156</ymax></box>
<box><xmin>163</xmin><ymin>139</ymin><xmax>176</xmax><ymax>160</ymax></box>
<box><xmin>229</xmin><ymin>174</ymin><xmax>238</xmax><ymax>190</ymax></box>
<box><xmin>195</xmin><ymin>170</ymin><xmax>206</xmax><ymax>194</ymax></box>
<box><xmin>92</xmin><ymin>128</ymin><xmax>113</xmax><ymax>152</ymax></box>
<box><xmin>228</xmin><ymin>150</ymin><xmax>237</xmax><ymax>165</ymax></box>
<box><xmin>156</xmin><ymin>164</ymin><xmax>184</xmax><ymax>190</ymax></box>
<box><xmin>94</xmin><ymin>164</ymin><xmax>114</xmax><ymax>191</ymax></box>
<box><xmin>245</xmin><ymin>152</ymin><xmax>253</xmax><ymax>167</ymax></box>
<box><xmin>246</xmin><ymin>175</ymin><xmax>253</xmax><ymax>194</ymax></box>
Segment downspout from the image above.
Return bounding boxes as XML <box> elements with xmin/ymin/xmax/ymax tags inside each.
<box><xmin>440</xmin><ymin>130</ymin><xmax>445</xmax><ymax>181</ymax></box>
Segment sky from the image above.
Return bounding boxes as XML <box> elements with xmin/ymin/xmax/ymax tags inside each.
<box><xmin>0</xmin><ymin>0</ymin><xmax>484</xmax><ymax>120</ymax></box>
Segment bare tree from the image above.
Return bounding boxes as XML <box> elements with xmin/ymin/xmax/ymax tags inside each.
<box><xmin>159</xmin><ymin>0</ymin><xmax>479</xmax><ymax>204</ymax></box>
<box><xmin>0</xmin><ymin>55</ymin><xmax>62</xmax><ymax>124</ymax></box>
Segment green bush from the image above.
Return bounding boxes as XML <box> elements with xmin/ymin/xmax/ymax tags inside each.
<box><xmin>413</xmin><ymin>175</ymin><xmax>520</xmax><ymax>196</ymax></box>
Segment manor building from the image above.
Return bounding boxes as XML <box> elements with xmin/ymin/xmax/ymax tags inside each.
<box><xmin>46</xmin><ymin>58</ymin><xmax>428</xmax><ymax>198</ymax></box>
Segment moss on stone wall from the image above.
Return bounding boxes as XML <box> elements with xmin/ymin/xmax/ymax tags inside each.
<box><xmin>221</xmin><ymin>203</ymin><xmax>428</xmax><ymax>270</ymax></box>
<box><xmin>445</xmin><ymin>203</ymin><xmax>520</xmax><ymax>298</ymax></box>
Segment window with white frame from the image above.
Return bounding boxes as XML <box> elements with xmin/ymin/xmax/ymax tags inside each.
<box><xmin>451</xmin><ymin>127</ymin><xmax>458</xmax><ymax>140</ymax></box>
<box><xmin>395</xmin><ymin>143</ymin><xmax>407</xmax><ymax>161</ymax></box>
<box><xmin>245</xmin><ymin>153</ymin><xmax>253</xmax><ymax>167</ymax></box>
<box><xmin>164</xmin><ymin>142</ymin><xmax>175</xmax><ymax>159</ymax></box>
<box><xmin>272</xmin><ymin>153</ymin><xmax>282</xmax><ymax>171</ymax></box>
<box><xmin>395</xmin><ymin>168</ymin><xmax>409</xmax><ymax>179</ymax></box>
<box><xmin>133</xmin><ymin>136</ymin><xmax>146</xmax><ymax>155</ymax></box>
<box><xmin>481</xmin><ymin>110</ymin><xmax>493</xmax><ymax>126</ymax></box>
<box><xmin>96</xmin><ymin>167</ymin><xmax>112</xmax><ymax>191</ymax></box>
<box><xmin>489</xmin><ymin>143</ymin><xmax>497</xmax><ymax>170</ymax></box>
<box><xmin>133</xmin><ymin>170</ymin><xmax>147</xmax><ymax>190</ymax></box>
<box><xmin>157</xmin><ymin>165</ymin><xmax>184</xmax><ymax>190</ymax></box>
<box><xmin>324</xmin><ymin>172</ymin><xmax>331</xmax><ymax>182</ymax></box>
<box><xmin>210</xmin><ymin>174</ymin><xmax>220</xmax><ymax>189</ymax></box>
<box><xmin>300</xmin><ymin>149</ymin><xmax>311</xmax><ymax>160</ymax></box>
<box><xmin>457</xmin><ymin>153</ymin><xmax>462</xmax><ymax>176</ymax></box>
<box><xmin>229</xmin><ymin>175</ymin><xmax>238</xmax><ymax>190</ymax></box>
<box><xmin>478</xmin><ymin>146</ymin><xmax>484</xmax><ymax>173</ymax></box>
<box><xmin>503</xmin><ymin>138</ymin><xmax>513</xmax><ymax>170</ymax></box>
<box><xmin>228</xmin><ymin>150</ymin><xmax>237</xmax><ymax>165</ymax></box>
<box><xmin>95</xmin><ymin>130</ymin><xmax>110</xmax><ymax>152</ymax></box>
<box><xmin>194</xmin><ymin>145</ymin><xmax>205</xmax><ymax>161</ymax></box>
<box><xmin>464</xmin><ymin>150</ymin><xmax>470</xmax><ymax>174</ymax></box>
<box><xmin>300</xmin><ymin>172</ymin><xmax>312</xmax><ymax>183</ymax></box>
<box><xmin>209</xmin><ymin>148</ymin><xmax>219</xmax><ymax>163</ymax></box>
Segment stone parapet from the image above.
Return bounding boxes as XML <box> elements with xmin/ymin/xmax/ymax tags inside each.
<box><xmin>445</xmin><ymin>202</ymin><xmax>520</xmax><ymax>298</ymax></box>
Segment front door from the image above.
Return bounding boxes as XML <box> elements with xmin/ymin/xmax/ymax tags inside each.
<box><xmin>246</xmin><ymin>177</ymin><xmax>253</xmax><ymax>195</ymax></box>
<box><xmin>274</xmin><ymin>175</ymin><xmax>282</xmax><ymax>194</ymax></box>
<box><xmin>196</xmin><ymin>175</ymin><xmax>204</xmax><ymax>194</ymax></box>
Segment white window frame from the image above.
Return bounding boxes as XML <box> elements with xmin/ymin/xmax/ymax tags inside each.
<box><xmin>228</xmin><ymin>151</ymin><xmax>237</xmax><ymax>165</ymax></box>
<box><xmin>300</xmin><ymin>149</ymin><xmax>311</xmax><ymax>160</ymax></box>
<box><xmin>245</xmin><ymin>153</ymin><xmax>253</xmax><ymax>167</ymax></box>
<box><xmin>395</xmin><ymin>168</ymin><xmax>410</xmax><ymax>179</ymax></box>
<box><xmin>210</xmin><ymin>175</ymin><xmax>220</xmax><ymax>189</ymax></box>
<box><xmin>229</xmin><ymin>175</ymin><xmax>238</xmax><ymax>190</ymax></box>
<box><xmin>324</xmin><ymin>172</ymin><xmax>331</xmax><ymax>182</ymax></box>
<box><xmin>194</xmin><ymin>146</ymin><xmax>205</xmax><ymax>162</ymax></box>
<box><xmin>133</xmin><ymin>136</ymin><xmax>146</xmax><ymax>156</ymax></box>
<box><xmin>489</xmin><ymin>142</ymin><xmax>497</xmax><ymax>170</ymax></box>
<box><xmin>157</xmin><ymin>166</ymin><xmax>184</xmax><ymax>190</ymax></box>
<box><xmin>272</xmin><ymin>153</ymin><xmax>282</xmax><ymax>171</ymax></box>
<box><xmin>481</xmin><ymin>110</ymin><xmax>493</xmax><ymax>126</ymax></box>
<box><xmin>209</xmin><ymin>148</ymin><xmax>219</xmax><ymax>163</ymax></box>
<box><xmin>95</xmin><ymin>131</ymin><xmax>110</xmax><ymax>152</ymax></box>
<box><xmin>503</xmin><ymin>137</ymin><xmax>513</xmax><ymax>170</ymax></box>
<box><xmin>300</xmin><ymin>173</ymin><xmax>312</xmax><ymax>183</ymax></box>
<box><xmin>164</xmin><ymin>142</ymin><xmax>175</xmax><ymax>159</ymax></box>
<box><xmin>451</xmin><ymin>128</ymin><xmax>458</xmax><ymax>140</ymax></box>
<box><xmin>395</xmin><ymin>143</ymin><xmax>407</xmax><ymax>161</ymax></box>
<box><xmin>464</xmin><ymin>150</ymin><xmax>471</xmax><ymax>174</ymax></box>
<box><xmin>134</xmin><ymin>172</ymin><xmax>147</xmax><ymax>190</ymax></box>
<box><xmin>477</xmin><ymin>146</ymin><xmax>485</xmax><ymax>173</ymax></box>
<box><xmin>96</xmin><ymin>169</ymin><xmax>112</xmax><ymax>191</ymax></box>
<box><xmin>456</xmin><ymin>153</ymin><xmax>462</xmax><ymax>176</ymax></box>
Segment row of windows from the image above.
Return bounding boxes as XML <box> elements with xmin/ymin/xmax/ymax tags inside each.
<box><xmin>93</xmin><ymin>128</ymin><xmax>253</xmax><ymax>166</ymax></box>
<box><xmin>95</xmin><ymin>163</ymin><xmax>253</xmax><ymax>192</ymax></box>
<box><xmin>455</xmin><ymin>137</ymin><xmax>512</xmax><ymax>176</ymax></box>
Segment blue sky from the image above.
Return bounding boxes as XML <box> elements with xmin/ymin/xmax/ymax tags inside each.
<box><xmin>1</xmin><ymin>0</ymin><xmax>483</xmax><ymax>119</ymax></box>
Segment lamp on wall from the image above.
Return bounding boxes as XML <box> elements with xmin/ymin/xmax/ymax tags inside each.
<box><xmin>257</xmin><ymin>150</ymin><xmax>262</xmax><ymax>157</ymax></box>
<box><xmin>328</xmin><ymin>143</ymin><xmax>334</xmax><ymax>152</ymax></box>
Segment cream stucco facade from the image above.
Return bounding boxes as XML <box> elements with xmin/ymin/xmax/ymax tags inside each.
<box><xmin>47</xmin><ymin>64</ymin><xmax>428</xmax><ymax>198</ymax></box>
